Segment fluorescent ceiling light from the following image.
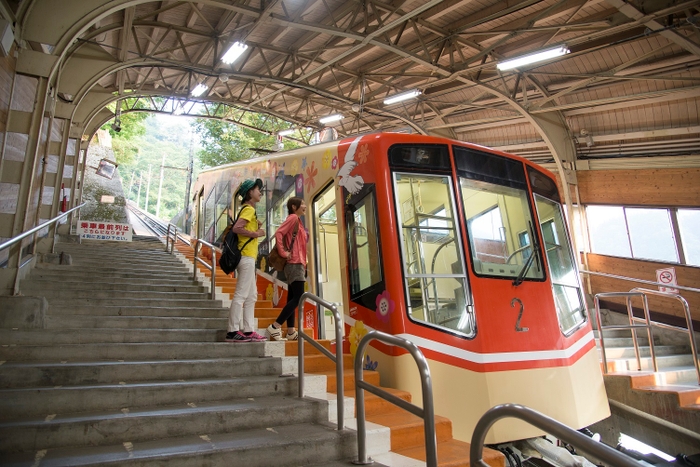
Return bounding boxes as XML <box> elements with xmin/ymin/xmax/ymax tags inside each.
<box><xmin>222</xmin><ymin>41</ymin><xmax>248</xmax><ymax>65</ymax></box>
<box><xmin>319</xmin><ymin>114</ymin><xmax>343</xmax><ymax>124</ymax></box>
<box><xmin>384</xmin><ymin>89</ymin><xmax>421</xmax><ymax>105</ymax></box>
<box><xmin>191</xmin><ymin>83</ymin><xmax>208</xmax><ymax>97</ymax></box>
<box><xmin>497</xmin><ymin>45</ymin><xmax>569</xmax><ymax>71</ymax></box>
<box><xmin>278</xmin><ymin>129</ymin><xmax>294</xmax><ymax>136</ymax></box>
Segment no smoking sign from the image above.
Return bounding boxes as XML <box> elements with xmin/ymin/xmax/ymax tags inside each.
<box><xmin>656</xmin><ymin>267</ymin><xmax>679</xmax><ymax>294</ymax></box>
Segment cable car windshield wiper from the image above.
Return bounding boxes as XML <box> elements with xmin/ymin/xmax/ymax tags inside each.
<box><xmin>513</xmin><ymin>222</ymin><xmax>542</xmax><ymax>287</ymax></box>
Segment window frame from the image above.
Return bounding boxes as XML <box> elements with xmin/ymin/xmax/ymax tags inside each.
<box><xmin>585</xmin><ymin>204</ymin><xmax>698</xmax><ymax>267</ymax></box>
<box><xmin>345</xmin><ymin>183</ymin><xmax>385</xmax><ymax>309</ymax></box>
<box><xmin>392</xmin><ymin>170</ymin><xmax>475</xmax><ymax>338</ymax></box>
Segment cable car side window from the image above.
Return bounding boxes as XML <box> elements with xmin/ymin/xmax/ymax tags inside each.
<box><xmin>345</xmin><ymin>184</ymin><xmax>384</xmax><ymax>308</ymax></box>
<box><xmin>528</xmin><ymin>165</ymin><xmax>586</xmax><ymax>333</ymax></box>
<box><xmin>203</xmin><ymin>186</ymin><xmax>217</xmax><ymax>243</ymax></box>
<box><xmin>393</xmin><ymin>172</ymin><xmax>475</xmax><ymax>337</ymax></box>
<box><xmin>455</xmin><ymin>146</ymin><xmax>544</xmax><ymax>281</ymax></box>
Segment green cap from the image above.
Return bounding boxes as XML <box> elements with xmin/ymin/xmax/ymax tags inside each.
<box><xmin>237</xmin><ymin>178</ymin><xmax>263</xmax><ymax>198</ymax></box>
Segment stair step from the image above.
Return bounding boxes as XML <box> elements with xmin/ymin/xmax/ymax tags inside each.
<box><xmin>0</xmin><ymin>356</ymin><xmax>295</xmax><ymax>388</ymax></box>
<box><xmin>29</xmin><ymin>289</ymin><xmax>209</xmax><ymax>301</ymax></box>
<box><xmin>38</xmin><ymin>297</ymin><xmax>223</xmax><ymax>307</ymax></box>
<box><xmin>0</xmin><ymin>422</ymin><xmax>355</xmax><ymax>467</ymax></box>
<box><xmin>47</xmin><ymin>305</ymin><xmax>227</xmax><ymax>318</ymax></box>
<box><xmin>31</xmin><ymin>268</ymin><xmax>195</xmax><ymax>281</ymax></box>
<box><xmin>0</xmin><ymin>395</ymin><xmax>320</xmax><ymax>453</ymax></box>
<box><xmin>367</xmin><ymin>411</ymin><xmax>453</xmax><ymax>451</ymax></box>
<box><xmin>38</xmin><ymin>261</ymin><xmax>191</xmax><ymax>273</ymax></box>
<box><xmin>23</xmin><ymin>281</ymin><xmax>206</xmax><ymax>293</ymax></box>
<box><xmin>0</xmin><ymin>341</ymin><xmax>285</xmax><ymax>361</ymax></box>
<box><xmin>0</xmin><ymin>375</ymin><xmax>300</xmax><ymax>420</ymax></box>
<box><xmin>604</xmin><ymin>354</ymin><xmax>697</xmax><ymax>372</ymax></box>
<box><xmin>600</xmin><ymin>344</ymin><xmax>692</xmax><ymax>359</ymax></box>
<box><xmin>46</xmin><ymin>315</ymin><xmax>228</xmax><ymax>330</ymax></box>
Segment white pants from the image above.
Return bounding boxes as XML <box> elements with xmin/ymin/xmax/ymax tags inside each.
<box><xmin>228</xmin><ymin>256</ymin><xmax>257</xmax><ymax>333</ymax></box>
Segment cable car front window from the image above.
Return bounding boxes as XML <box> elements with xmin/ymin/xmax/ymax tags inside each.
<box><xmin>461</xmin><ymin>178</ymin><xmax>544</xmax><ymax>280</ymax></box>
<box><xmin>394</xmin><ymin>172</ymin><xmax>474</xmax><ymax>337</ymax></box>
<box><xmin>534</xmin><ymin>195</ymin><xmax>586</xmax><ymax>334</ymax></box>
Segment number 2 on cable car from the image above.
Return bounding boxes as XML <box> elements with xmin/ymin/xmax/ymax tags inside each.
<box><xmin>510</xmin><ymin>297</ymin><xmax>529</xmax><ymax>332</ymax></box>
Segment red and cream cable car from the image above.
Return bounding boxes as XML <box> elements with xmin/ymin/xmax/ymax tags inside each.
<box><xmin>192</xmin><ymin>132</ymin><xmax>609</xmax><ymax>444</ymax></box>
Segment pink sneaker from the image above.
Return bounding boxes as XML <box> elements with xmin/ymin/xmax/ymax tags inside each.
<box><xmin>247</xmin><ymin>331</ymin><xmax>268</xmax><ymax>342</ymax></box>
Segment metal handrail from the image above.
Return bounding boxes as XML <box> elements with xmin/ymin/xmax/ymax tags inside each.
<box><xmin>470</xmin><ymin>404</ymin><xmax>639</xmax><ymax>467</ymax></box>
<box><xmin>165</xmin><ymin>223</ymin><xmax>178</xmax><ymax>253</ymax></box>
<box><xmin>595</xmin><ymin>288</ymin><xmax>699</xmax><ymax>385</ymax></box>
<box><xmin>192</xmin><ymin>238</ymin><xmax>216</xmax><ymax>300</ymax></box>
<box><xmin>297</xmin><ymin>292</ymin><xmax>344</xmax><ymax>431</ymax></box>
<box><xmin>354</xmin><ymin>331</ymin><xmax>437</xmax><ymax>466</ymax></box>
<box><xmin>0</xmin><ymin>203</ymin><xmax>86</xmax><ymax>253</ymax></box>
<box><xmin>594</xmin><ymin>291</ymin><xmax>657</xmax><ymax>374</ymax></box>
<box><xmin>631</xmin><ymin>288</ymin><xmax>699</xmax><ymax>384</ymax></box>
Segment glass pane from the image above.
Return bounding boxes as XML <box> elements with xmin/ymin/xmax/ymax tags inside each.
<box><xmin>270</xmin><ymin>185</ymin><xmax>294</xmax><ymax>237</ymax></box>
<box><xmin>586</xmin><ymin>205</ymin><xmax>631</xmax><ymax>257</ymax></box>
<box><xmin>214</xmin><ymin>183</ymin><xmax>231</xmax><ymax>244</ymax></box>
<box><xmin>626</xmin><ymin>208</ymin><xmax>678</xmax><ymax>262</ymax></box>
<box><xmin>347</xmin><ymin>190</ymin><xmax>382</xmax><ymax>294</ymax></box>
<box><xmin>535</xmin><ymin>195</ymin><xmax>585</xmax><ymax>333</ymax></box>
<box><xmin>203</xmin><ymin>188</ymin><xmax>216</xmax><ymax>243</ymax></box>
<box><xmin>461</xmin><ymin>178</ymin><xmax>543</xmax><ymax>280</ymax></box>
<box><xmin>394</xmin><ymin>173</ymin><xmax>473</xmax><ymax>337</ymax></box>
<box><xmin>678</xmin><ymin>209</ymin><xmax>700</xmax><ymax>266</ymax></box>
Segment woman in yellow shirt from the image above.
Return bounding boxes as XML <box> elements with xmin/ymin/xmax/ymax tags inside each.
<box><xmin>226</xmin><ymin>178</ymin><xmax>267</xmax><ymax>342</ymax></box>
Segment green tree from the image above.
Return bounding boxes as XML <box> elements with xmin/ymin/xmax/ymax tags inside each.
<box><xmin>192</xmin><ymin>112</ymin><xmax>305</xmax><ymax>167</ymax></box>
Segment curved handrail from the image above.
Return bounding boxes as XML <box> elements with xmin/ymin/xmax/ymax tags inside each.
<box><xmin>594</xmin><ymin>291</ymin><xmax>656</xmax><ymax>374</ymax></box>
<box><xmin>630</xmin><ymin>288</ymin><xmax>699</xmax><ymax>384</ymax></box>
<box><xmin>191</xmin><ymin>237</ymin><xmax>217</xmax><ymax>300</ymax></box>
<box><xmin>165</xmin><ymin>223</ymin><xmax>178</xmax><ymax>253</ymax></box>
<box><xmin>0</xmin><ymin>203</ymin><xmax>86</xmax><ymax>253</ymax></box>
<box><xmin>297</xmin><ymin>292</ymin><xmax>344</xmax><ymax>431</ymax></box>
<box><xmin>594</xmin><ymin>286</ymin><xmax>699</xmax><ymax>385</ymax></box>
<box><xmin>354</xmin><ymin>331</ymin><xmax>437</xmax><ymax>466</ymax></box>
<box><xmin>470</xmin><ymin>404</ymin><xmax>639</xmax><ymax>467</ymax></box>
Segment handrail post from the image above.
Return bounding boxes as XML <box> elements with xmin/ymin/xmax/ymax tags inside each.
<box><xmin>297</xmin><ymin>292</ymin><xmax>345</xmax><ymax>431</ymax></box>
<box><xmin>640</xmin><ymin>294</ymin><xmax>658</xmax><ymax>372</ymax></box>
<box><xmin>354</xmin><ymin>331</ymin><xmax>437</xmax><ymax>467</ymax></box>
<box><xmin>593</xmin><ymin>295</ymin><xmax>608</xmax><ymax>374</ymax></box>
<box><xmin>210</xmin><ymin>248</ymin><xmax>216</xmax><ymax>300</ymax></box>
<box><xmin>192</xmin><ymin>241</ymin><xmax>199</xmax><ymax>282</ymax></box>
<box><xmin>630</xmin><ymin>288</ymin><xmax>699</xmax><ymax>385</ymax></box>
<box><xmin>171</xmin><ymin>226</ymin><xmax>177</xmax><ymax>253</ymax></box>
<box><xmin>165</xmin><ymin>225</ymin><xmax>171</xmax><ymax>252</ymax></box>
<box><xmin>626</xmin><ymin>295</ymin><xmax>642</xmax><ymax>371</ymax></box>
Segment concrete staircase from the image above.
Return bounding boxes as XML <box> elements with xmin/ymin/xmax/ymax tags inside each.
<box><xmin>0</xmin><ymin>236</ymin><xmax>357</xmax><ymax>466</ymax></box>
<box><xmin>592</xmin><ymin>315</ymin><xmax>700</xmax><ymax>456</ymax></box>
<box><xmin>175</xmin><ymin>241</ymin><xmax>504</xmax><ymax>467</ymax></box>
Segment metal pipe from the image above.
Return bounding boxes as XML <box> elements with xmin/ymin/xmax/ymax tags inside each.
<box><xmin>631</xmin><ymin>288</ymin><xmax>699</xmax><ymax>385</ymax></box>
<box><xmin>594</xmin><ymin>291</ymin><xmax>649</xmax><ymax>374</ymax></box>
<box><xmin>0</xmin><ymin>203</ymin><xmax>86</xmax><ymax>253</ymax></box>
<box><xmin>191</xmin><ymin>238</ymin><xmax>217</xmax><ymax>301</ymax></box>
<box><xmin>297</xmin><ymin>292</ymin><xmax>344</xmax><ymax>431</ymax></box>
<box><xmin>470</xmin><ymin>404</ymin><xmax>640</xmax><ymax>467</ymax></box>
<box><xmin>354</xmin><ymin>331</ymin><xmax>437</xmax><ymax>466</ymax></box>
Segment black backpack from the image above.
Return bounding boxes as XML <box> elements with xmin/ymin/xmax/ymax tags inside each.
<box><xmin>219</xmin><ymin>207</ymin><xmax>255</xmax><ymax>275</ymax></box>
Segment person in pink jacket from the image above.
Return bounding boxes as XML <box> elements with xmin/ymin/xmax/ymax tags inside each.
<box><xmin>267</xmin><ymin>197</ymin><xmax>308</xmax><ymax>340</ymax></box>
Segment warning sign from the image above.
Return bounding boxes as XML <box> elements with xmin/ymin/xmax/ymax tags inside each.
<box><xmin>656</xmin><ymin>267</ymin><xmax>679</xmax><ymax>294</ymax></box>
<box><xmin>77</xmin><ymin>221</ymin><xmax>133</xmax><ymax>242</ymax></box>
